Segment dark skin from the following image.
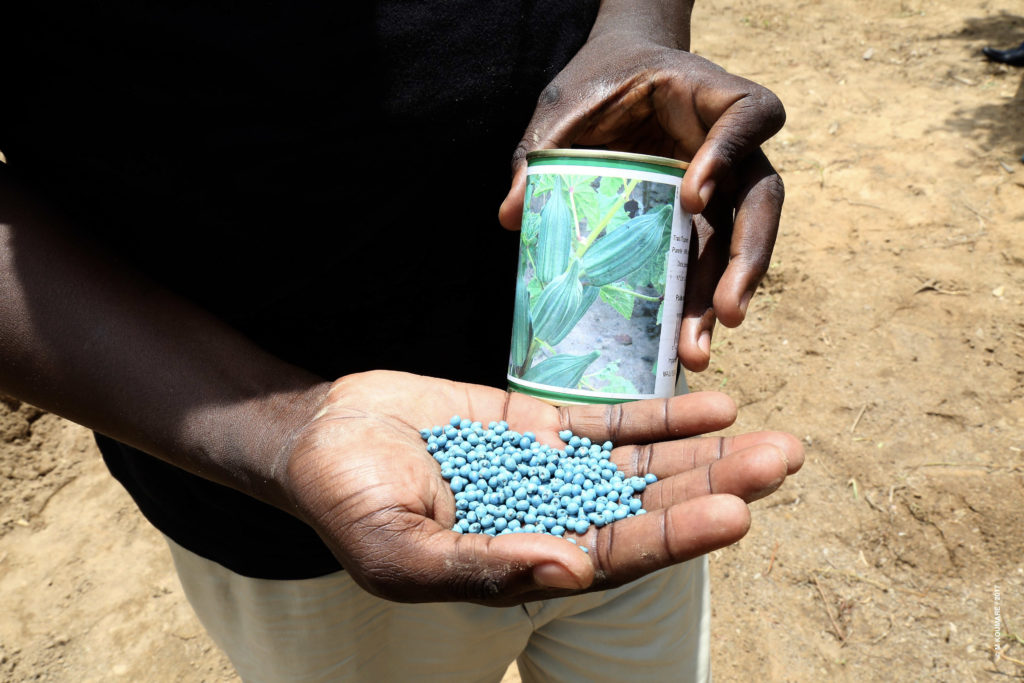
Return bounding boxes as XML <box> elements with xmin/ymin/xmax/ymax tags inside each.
<box><xmin>0</xmin><ymin>1</ymin><xmax>798</xmax><ymax>606</ymax></box>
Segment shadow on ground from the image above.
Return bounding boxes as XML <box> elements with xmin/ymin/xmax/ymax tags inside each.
<box><xmin>931</xmin><ymin>12</ymin><xmax>1024</xmax><ymax>159</ymax></box>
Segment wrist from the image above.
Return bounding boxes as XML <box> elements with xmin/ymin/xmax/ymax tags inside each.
<box><xmin>588</xmin><ymin>0</ymin><xmax>693</xmax><ymax>51</ymax></box>
<box><xmin>237</xmin><ymin>378</ymin><xmax>333</xmax><ymax>511</ymax></box>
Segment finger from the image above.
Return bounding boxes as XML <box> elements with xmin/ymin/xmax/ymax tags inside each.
<box><xmin>678</xmin><ymin>193</ymin><xmax>732</xmax><ymax>371</ymax></box>
<box><xmin>344</xmin><ymin>513</ymin><xmax>597</xmax><ymax>606</ymax></box>
<box><xmin>640</xmin><ymin>443</ymin><xmax>789</xmax><ymax>506</ymax></box>
<box><xmin>576</xmin><ymin>494</ymin><xmax>750</xmax><ymax>589</ymax></box>
<box><xmin>497</xmin><ymin>165</ymin><xmax>528</xmax><ymax>230</ymax></box>
<box><xmin>711</xmin><ymin>151</ymin><xmax>784</xmax><ymax>327</ymax></box>
<box><xmin>677</xmin><ymin>74</ymin><xmax>785</xmax><ymax>214</ymax></box>
<box><xmin>549</xmin><ymin>391</ymin><xmax>737</xmax><ymax>446</ymax></box>
<box><xmin>611</xmin><ymin>430</ymin><xmax>805</xmax><ymax>479</ymax></box>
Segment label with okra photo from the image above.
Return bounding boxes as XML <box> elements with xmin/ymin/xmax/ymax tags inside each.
<box><xmin>507</xmin><ymin>149</ymin><xmax>691</xmax><ymax>405</ymax></box>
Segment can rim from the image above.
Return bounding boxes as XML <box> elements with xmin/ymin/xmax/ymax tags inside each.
<box><xmin>526</xmin><ymin>148</ymin><xmax>689</xmax><ymax>171</ymax></box>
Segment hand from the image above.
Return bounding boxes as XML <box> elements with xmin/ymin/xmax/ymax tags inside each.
<box><xmin>498</xmin><ymin>33</ymin><xmax>786</xmax><ymax>373</ymax></box>
<box><xmin>282</xmin><ymin>370</ymin><xmax>802</xmax><ymax>606</ymax></box>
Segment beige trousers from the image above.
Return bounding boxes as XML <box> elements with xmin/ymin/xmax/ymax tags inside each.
<box><xmin>166</xmin><ymin>538</ymin><xmax>710</xmax><ymax>683</ymax></box>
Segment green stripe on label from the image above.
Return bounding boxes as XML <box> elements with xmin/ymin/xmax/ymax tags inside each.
<box><xmin>528</xmin><ymin>157</ymin><xmax>685</xmax><ymax>178</ymax></box>
<box><xmin>507</xmin><ymin>379</ymin><xmax>641</xmax><ymax>405</ymax></box>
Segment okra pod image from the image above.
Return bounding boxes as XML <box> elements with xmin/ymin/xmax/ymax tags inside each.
<box><xmin>581</xmin><ymin>204</ymin><xmax>672</xmax><ymax>287</ymax></box>
<box><xmin>534</xmin><ymin>177</ymin><xmax>573</xmax><ymax>284</ymax></box>
<box><xmin>531</xmin><ymin>259</ymin><xmax>585</xmax><ymax>347</ymax></box>
<box><xmin>509</xmin><ymin>272</ymin><xmax>532</xmax><ymax>372</ymax></box>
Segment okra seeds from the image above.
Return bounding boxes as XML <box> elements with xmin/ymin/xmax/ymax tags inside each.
<box><xmin>420</xmin><ymin>416</ymin><xmax>657</xmax><ymax>548</ymax></box>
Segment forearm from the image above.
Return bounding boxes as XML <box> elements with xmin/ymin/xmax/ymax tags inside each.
<box><xmin>589</xmin><ymin>0</ymin><xmax>693</xmax><ymax>50</ymax></box>
<box><xmin>0</xmin><ymin>172</ymin><xmax>330</xmax><ymax>510</ymax></box>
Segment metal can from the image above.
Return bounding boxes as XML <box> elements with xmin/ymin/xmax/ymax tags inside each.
<box><xmin>507</xmin><ymin>149</ymin><xmax>691</xmax><ymax>405</ymax></box>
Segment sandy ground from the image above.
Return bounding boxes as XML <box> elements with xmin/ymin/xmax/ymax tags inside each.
<box><xmin>2</xmin><ymin>0</ymin><xmax>1023</xmax><ymax>680</ymax></box>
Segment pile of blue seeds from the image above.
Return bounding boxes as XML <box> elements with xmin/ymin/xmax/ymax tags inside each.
<box><xmin>420</xmin><ymin>416</ymin><xmax>657</xmax><ymax>543</ymax></box>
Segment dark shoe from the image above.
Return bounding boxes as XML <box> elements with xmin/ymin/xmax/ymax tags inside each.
<box><xmin>982</xmin><ymin>41</ymin><xmax>1024</xmax><ymax>66</ymax></box>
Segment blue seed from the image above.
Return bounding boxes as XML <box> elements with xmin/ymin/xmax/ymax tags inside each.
<box><xmin>426</xmin><ymin>416</ymin><xmax>653</xmax><ymax>537</ymax></box>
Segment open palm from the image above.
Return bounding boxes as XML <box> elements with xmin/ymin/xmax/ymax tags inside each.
<box><xmin>282</xmin><ymin>370</ymin><xmax>802</xmax><ymax>606</ymax></box>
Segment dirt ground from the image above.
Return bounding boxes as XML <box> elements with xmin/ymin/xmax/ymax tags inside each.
<box><xmin>2</xmin><ymin>0</ymin><xmax>1023</xmax><ymax>681</ymax></box>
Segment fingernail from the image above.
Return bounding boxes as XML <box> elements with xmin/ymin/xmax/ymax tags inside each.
<box><xmin>698</xmin><ymin>180</ymin><xmax>715</xmax><ymax>208</ymax></box>
<box><xmin>532</xmin><ymin>562</ymin><xmax>583</xmax><ymax>590</ymax></box>
<box><xmin>698</xmin><ymin>329</ymin><xmax>711</xmax><ymax>356</ymax></box>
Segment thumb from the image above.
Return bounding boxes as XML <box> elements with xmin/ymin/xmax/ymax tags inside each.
<box><xmin>348</xmin><ymin>515</ymin><xmax>596</xmax><ymax>605</ymax></box>
<box><xmin>435</xmin><ymin>527</ymin><xmax>596</xmax><ymax>600</ymax></box>
<box><xmin>498</xmin><ymin>83</ymin><xmax>590</xmax><ymax>231</ymax></box>
<box><xmin>498</xmin><ymin>164</ymin><xmax>528</xmax><ymax>230</ymax></box>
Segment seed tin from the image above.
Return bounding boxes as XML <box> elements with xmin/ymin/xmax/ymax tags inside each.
<box><xmin>507</xmin><ymin>149</ymin><xmax>691</xmax><ymax>405</ymax></box>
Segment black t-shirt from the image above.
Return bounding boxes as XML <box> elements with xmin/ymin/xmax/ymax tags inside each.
<box><xmin>1</xmin><ymin>1</ymin><xmax>600</xmax><ymax>578</ymax></box>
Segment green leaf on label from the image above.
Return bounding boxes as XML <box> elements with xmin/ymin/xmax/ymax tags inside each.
<box><xmin>590</xmin><ymin>361</ymin><xmax>639</xmax><ymax>395</ymax></box>
<box><xmin>567</xmin><ymin>175</ymin><xmax>602</xmax><ymax>234</ymax></box>
<box><xmin>595</xmin><ymin>177</ymin><xmax>629</xmax><ymax>230</ymax></box>
<box><xmin>526</xmin><ymin>276</ymin><xmax>543</xmax><ymax>300</ymax></box>
<box><xmin>529</xmin><ymin>175</ymin><xmax>555</xmax><ymax>200</ymax></box>
<box><xmin>562</xmin><ymin>174</ymin><xmax>594</xmax><ymax>192</ymax></box>
<box><xmin>522</xmin><ymin>351</ymin><xmax>600</xmax><ymax>389</ymax></box>
<box><xmin>521</xmin><ymin>208</ymin><xmax>540</xmax><ymax>247</ymax></box>
<box><xmin>599</xmin><ymin>285</ymin><xmax>635</xmax><ymax>320</ymax></box>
